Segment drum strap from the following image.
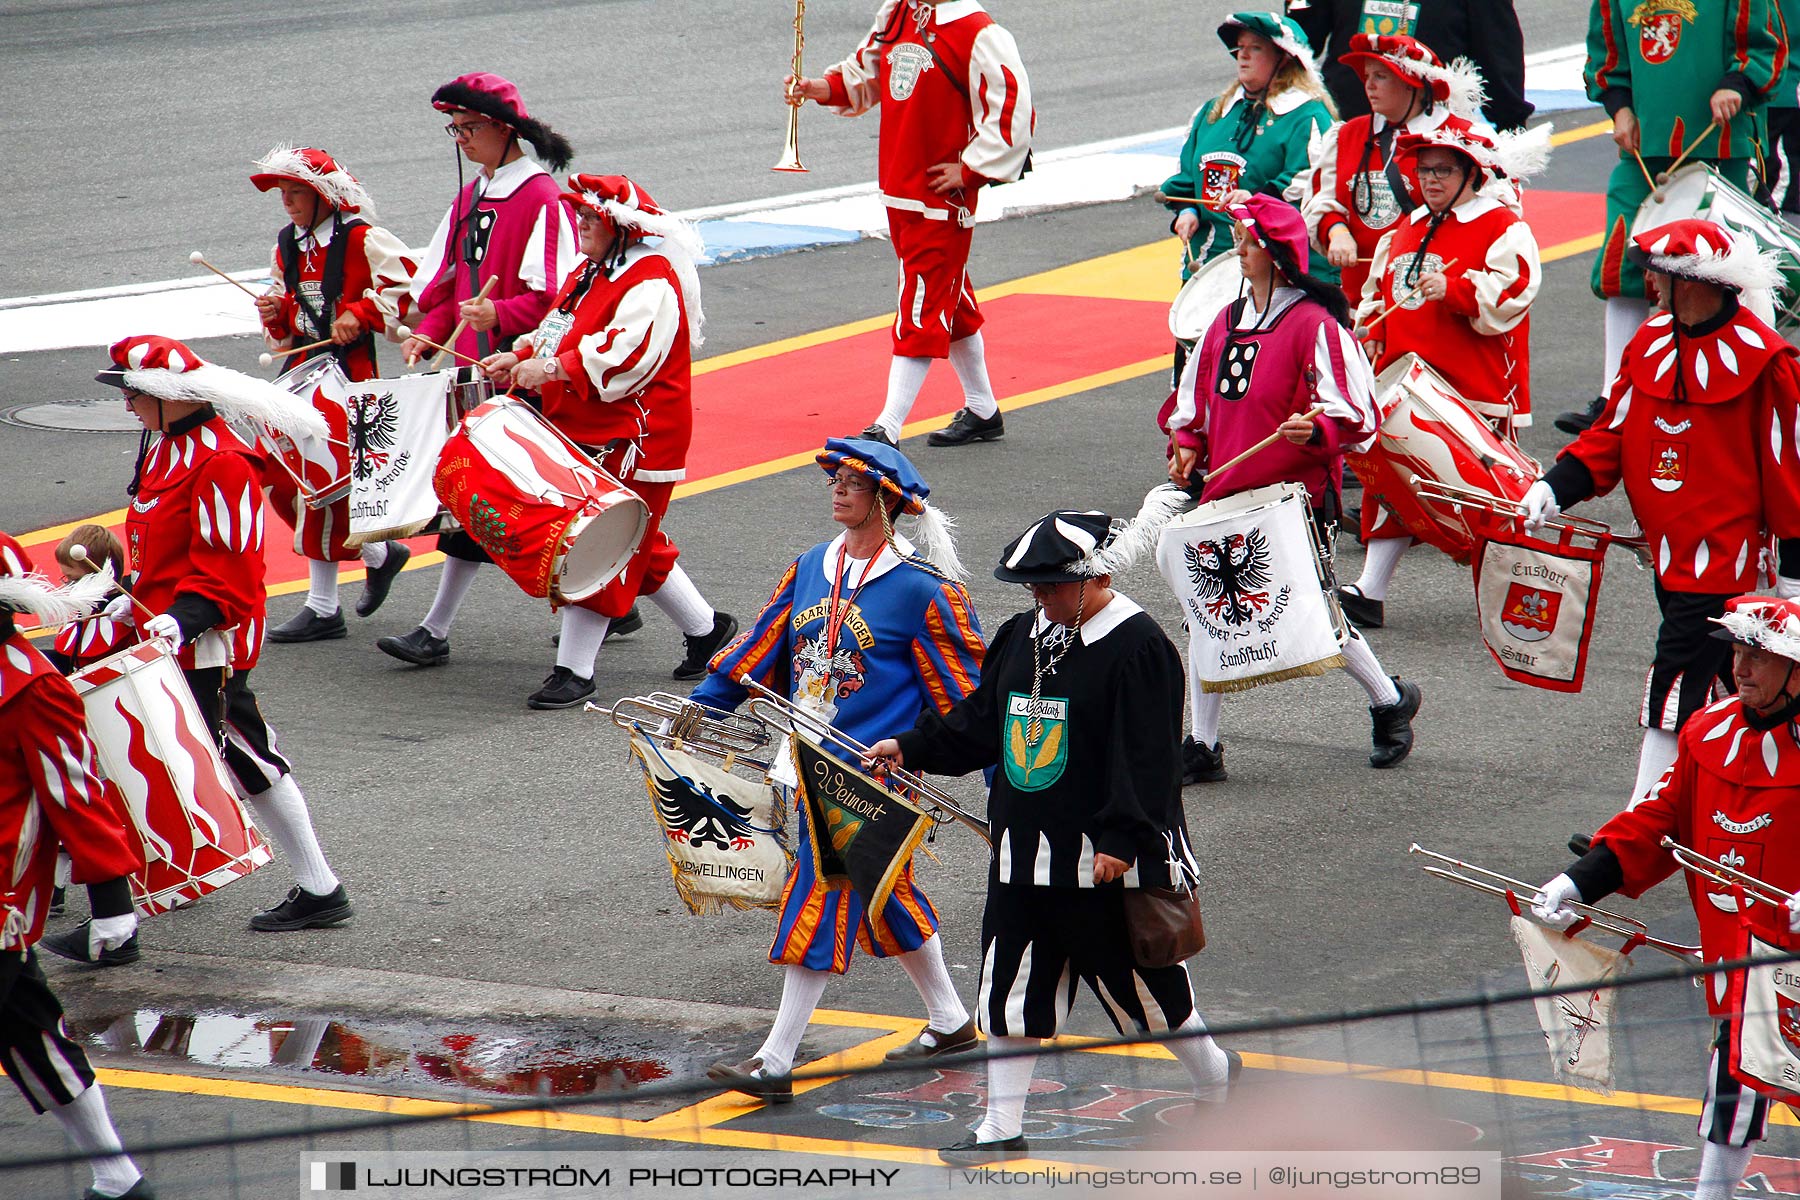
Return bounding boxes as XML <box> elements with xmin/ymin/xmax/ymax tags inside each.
<box><xmin>279</xmin><ymin>213</ymin><xmax>372</xmax><ymax>371</ymax></box>
<box><xmin>1380</xmin><ymin>128</ymin><xmax>1417</xmax><ymax>216</ymax></box>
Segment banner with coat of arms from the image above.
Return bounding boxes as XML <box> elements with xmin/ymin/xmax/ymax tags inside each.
<box><xmin>1728</xmin><ymin>934</ymin><xmax>1800</xmax><ymax>1109</ymax></box>
<box><xmin>344</xmin><ymin>371</ymin><xmax>455</xmax><ymax>546</ymax></box>
<box><xmin>1511</xmin><ymin>916</ymin><xmax>1632</xmax><ymax>1095</ymax></box>
<box><xmin>791</xmin><ymin>731</ymin><xmax>932</xmax><ymax>918</ymax></box>
<box><xmin>1472</xmin><ymin>517</ymin><xmax>1608</xmax><ymax>694</ymax></box>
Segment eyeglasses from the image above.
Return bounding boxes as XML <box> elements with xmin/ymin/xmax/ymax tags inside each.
<box><xmin>1414</xmin><ymin>165</ymin><xmax>1465</xmax><ymax>181</ymax></box>
<box><xmin>445</xmin><ymin>120</ymin><xmax>492</xmax><ymax>141</ymax></box>
<box><xmin>827</xmin><ymin>474</ymin><xmax>876</xmax><ymax>495</ymax></box>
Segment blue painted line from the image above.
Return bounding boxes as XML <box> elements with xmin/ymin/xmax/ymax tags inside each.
<box><xmin>697</xmin><ymin>220</ymin><xmax>862</xmax><ymax>266</ymax></box>
<box><xmin>1528</xmin><ymin>89</ymin><xmax>1596</xmax><ymax>115</ymax></box>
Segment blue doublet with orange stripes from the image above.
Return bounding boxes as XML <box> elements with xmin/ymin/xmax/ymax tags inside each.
<box><xmin>691</xmin><ymin>532</ymin><xmax>985</xmax><ymax>973</ymax></box>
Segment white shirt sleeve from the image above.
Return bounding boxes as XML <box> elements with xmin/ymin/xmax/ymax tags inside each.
<box><xmin>824</xmin><ymin>0</ymin><xmax>904</xmax><ymax>116</ymax></box>
<box><xmin>1299</xmin><ymin>122</ymin><xmax>1345</xmax><ymax>246</ymax></box>
<box><xmin>576</xmin><ymin>275</ymin><xmax>682</xmax><ymax>403</ymax></box>
<box><xmin>408</xmin><ymin>204</ymin><xmax>455</xmax><ymax>308</ymax></box>
<box><xmin>1464</xmin><ymin>219</ymin><xmax>1541</xmax><ymax>337</ymax></box>
<box><xmin>962</xmin><ymin>24</ymin><xmax>1034</xmax><ymax>183</ymax></box>
<box><xmin>1314</xmin><ymin>321</ymin><xmax>1380</xmax><ymax>452</ymax></box>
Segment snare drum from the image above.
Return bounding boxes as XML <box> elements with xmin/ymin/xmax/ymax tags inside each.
<box><xmin>1156</xmin><ymin>482</ymin><xmax>1348</xmax><ymax>693</ymax></box>
<box><xmin>1346</xmin><ymin>354</ymin><xmax>1541</xmax><ymax>562</ymax></box>
<box><xmin>71</xmin><ymin>641</ymin><xmax>272</xmax><ymax>916</ymax></box>
<box><xmin>269</xmin><ymin>357</ymin><xmax>352</xmax><ymax>509</ymax></box>
<box><xmin>433</xmin><ymin>398</ymin><xmax>649</xmax><ymax>603</ymax></box>
<box><xmin>1634</xmin><ymin>164</ymin><xmax>1800</xmax><ymax>334</ymax></box>
<box><xmin>450</xmin><ymin>366</ymin><xmax>493</xmax><ymax>419</ymax></box>
<box><xmin>1169</xmin><ymin>252</ymin><xmax>1245</xmax><ymax>343</ymax></box>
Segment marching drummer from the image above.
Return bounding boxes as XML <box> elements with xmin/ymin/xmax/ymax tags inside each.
<box><xmin>1162</xmin><ymin>12</ymin><xmax>1336</xmax><ymax>383</ymax></box>
<box><xmin>1526</xmin><ymin>219</ymin><xmax>1800</xmax><ymax>809</ymax></box>
<box><xmin>866</xmin><ymin>506</ymin><xmax>1241</xmax><ymax>1164</ymax></box>
<box><xmin>690</xmin><ymin>439</ymin><xmax>986</xmax><ymax>1104</ymax></box>
<box><xmin>1161</xmin><ymin>195</ymin><xmax>1421</xmax><ymax>783</ymax></box>
<box><xmin>1555</xmin><ymin>0</ymin><xmax>1787</xmax><ymax>437</ymax></box>
<box><xmin>46</xmin><ymin>525</ymin><xmax>136</xmax><ymax>674</ymax></box>
<box><xmin>0</xmin><ymin>533</ymin><xmax>157</xmax><ymax>1200</ymax></box>
<box><xmin>1339</xmin><ymin>123</ymin><xmax>1545</xmax><ymax>628</ymax></box>
<box><xmin>250</xmin><ymin>145</ymin><xmax>416</xmax><ymax>644</ymax></box>
<box><xmin>469</xmin><ymin>173</ymin><xmax>737</xmax><ymax>710</ymax></box>
<box><xmin>1532</xmin><ymin>594</ymin><xmax>1800</xmax><ymax>1200</ymax></box>
<box><xmin>92</xmin><ymin>335</ymin><xmax>356</xmax><ymax>934</ymax></box>
<box><xmin>1299</xmin><ymin>33</ymin><xmax>1493</xmax><ymax>307</ymax></box>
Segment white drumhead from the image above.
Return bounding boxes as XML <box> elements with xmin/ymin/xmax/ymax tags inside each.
<box><xmin>1169</xmin><ymin>253</ymin><xmax>1244</xmax><ymax>342</ymax></box>
<box><xmin>557</xmin><ymin>492</ymin><xmax>651</xmax><ymax>600</ymax></box>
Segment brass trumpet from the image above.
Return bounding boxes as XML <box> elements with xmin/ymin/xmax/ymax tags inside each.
<box><xmin>1661</xmin><ymin>835</ymin><xmax>1796</xmax><ymax>907</ymax></box>
<box><xmin>774</xmin><ymin>0</ymin><xmax>808</xmax><ymax>173</ymax></box>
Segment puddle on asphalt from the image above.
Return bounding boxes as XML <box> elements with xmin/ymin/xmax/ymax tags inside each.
<box><xmin>66</xmin><ymin>1009</ymin><xmax>684</xmax><ymax>1099</ymax></box>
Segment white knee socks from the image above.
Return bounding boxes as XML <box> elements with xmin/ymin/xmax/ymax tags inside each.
<box><xmin>875</xmin><ymin>355</ymin><xmax>933</xmax><ymax>440</ymax></box>
<box><xmin>1626</xmin><ymin>728</ymin><xmax>1680</xmax><ymax>810</ymax></box>
<box><xmin>973</xmin><ymin>1037</ymin><xmax>1041</xmax><ymax>1142</ymax></box>
<box><xmin>555</xmin><ymin>607</ymin><xmax>611</xmax><ymax>678</ymax></box>
<box><xmin>755</xmin><ymin>965</ymin><xmax>831</xmax><ymax>1077</ymax></box>
<box><xmin>1190</xmin><ymin>687</ymin><xmax>1223</xmax><ymax>748</ymax></box>
<box><xmin>895</xmin><ymin>935</ymin><xmax>970</xmax><ymax>1036</ymax></box>
<box><xmin>1351</xmin><ymin>538</ymin><xmax>1409</xmax><ymax>602</ymax></box>
<box><xmin>421</xmin><ymin>558</ymin><xmax>482</xmax><ymax>639</ymax></box>
<box><xmin>947</xmin><ymin>332</ymin><xmax>999</xmax><ymax>420</ymax></box>
<box><xmin>647</xmin><ymin>564</ymin><xmax>715</xmax><ymax>637</ymax></box>
<box><xmin>306</xmin><ymin>559</ymin><xmax>340</xmax><ymax>617</ymax></box>
<box><xmin>1694</xmin><ymin>1141</ymin><xmax>1754</xmax><ymax>1200</ymax></box>
<box><xmin>51</xmin><ymin>1086</ymin><xmax>141</xmax><ymax>1199</ymax></box>
<box><xmin>1602</xmin><ymin>298</ymin><xmax>1652</xmax><ymax>397</ymax></box>
<box><xmin>360</xmin><ymin>541</ymin><xmax>389</xmax><ymax>570</ymax></box>
<box><xmin>246</xmin><ymin>775</ymin><xmax>340</xmax><ymax>897</ymax></box>
<box><xmin>1341</xmin><ymin>630</ymin><xmax>1401</xmax><ymax>707</ymax></box>
<box><xmin>1165</xmin><ymin>1011</ymin><xmax>1232</xmax><ymax>1096</ymax></box>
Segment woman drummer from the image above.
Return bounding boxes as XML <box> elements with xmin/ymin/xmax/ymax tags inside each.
<box><xmin>1338</xmin><ymin>123</ymin><xmax>1544</xmax><ymax>629</ymax></box>
<box><xmin>1159</xmin><ymin>195</ymin><xmax>1421</xmax><ymax>784</ymax></box>
<box><xmin>1161</xmin><ymin>12</ymin><xmax>1336</xmax><ymax>382</ymax></box>
<box><xmin>1299</xmin><ymin>33</ymin><xmax>1491</xmax><ymax>306</ymax></box>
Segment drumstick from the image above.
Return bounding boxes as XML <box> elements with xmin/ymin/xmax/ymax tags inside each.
<box><xmin>396</xmin><ymin>325</ymin><xmax>485</xmax><ymax>369</ymax></box>
<box><xmin>430</xmin><ymin>277</ymin><xmax>499</xmax><ymax>368</ymax></box>
<box><xmin>187</xmin><ymin>251</ymin><xmax>262</xmax><ymax>300</ymax></box>
<box><xmin>258</xmin><ymin>337</ymin><xmax>336</xmax><ymax>367</ymax></box>
<box><xmin>1630</xmin><ymin>147</ymin><xmax>1656</xmax><ymax>191</ymax></box>
<box><xmin>1657</xmin><ymin>119</ymin><xmax>1720</xmax><ymax>184</ymax></box>
<box><xmin>1208</xmin><ymin>405</ymin><xmax>1328</xmax><ymax>478</ymax></box>
<box><xmin>67</xmin><ymin>546</ymin><xmax>156</xmax><ymax>621</ymax></box>
<box><xmin>1361</xmin><ymin>258</ymin><xmax>1460</xmax><ymax>335</ymax></box>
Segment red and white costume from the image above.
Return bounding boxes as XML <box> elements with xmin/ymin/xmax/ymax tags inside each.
<box><xmin>823</xmin><ymin>0</ymin><xmax>1033</xmax><ymax>360</ymax></box>
<box><xmin>51</xmin><ymin>610</ymin><xmax>137</xmax><ymax>672</ymax></box>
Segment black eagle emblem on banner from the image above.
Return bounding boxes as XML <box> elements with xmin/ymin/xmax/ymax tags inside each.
<box><xmin>1184</xmin><ymin>528</ymin><xmax>1273</xmax><ymax>626</ymax></box>
<box><xmin>347</xmin><ymin>392</ymin><xmax>399</xmax><ymax>481</ymax></box>
<box><xmin>652</xmin><ymin>773</ymin><xmax>758</xmax><ymax>851</ymax></box>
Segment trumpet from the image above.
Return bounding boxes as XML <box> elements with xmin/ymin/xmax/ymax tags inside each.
<box><xmin>1411</xmin><ymin>476</ymin><xmax>1653</xmax><ymax>567</ymax></box>
<box><xmin>587</xmin><ymin>692</ymin><xmax>776</xmax><ymax>773</ymax></box>
<box><xmin>1661</xmin><ymin>835</ymin><xmax>1796</xmax><ymax>907</ymax></box>
<box><xmin>739</xmin><ymin>676</ymin><xmax>993</xmax><ymax>846</ymax></box>
<box><xmin>774</xmin><ymin>0</ymin><xmax>808</xmax><ymax>173</ymax></box>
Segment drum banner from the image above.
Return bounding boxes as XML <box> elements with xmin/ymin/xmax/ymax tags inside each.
<box><xmin>1156</xmin><ymin>493</ymin><xmax>1346</xmax><ymax>694</ymax></box>
<box><xmin>1510</xmin><ymin>916</ymin><xmax>1631</xmax><ymax>1096</ymax></box>
<box><xmin>790</xmin><ymin>732</ymin><xmax>931</xmax><ymax>919</ymax></box>
<box><xmin>628</xmin><ymin>730</ymin><xmax>790</xmax><ymax>915</ymax></box>
<box><xmin>1471</xmin><ymin>516</ymin><xmax>1606</xmax><ymax>693</ymax></box>
<box><xmin>1726</xmin><ymin>934</ymin><xmax>1800</xmax><ymax>1108</ymax></box>
<box><xmin>345</xmin><ymin>371</ymin><xmax>454</xmax><ymax>546</ymax></box>
<box><xmin>269</xmin><ymin>360</ymin><xmax>351</xmax><ymax>510</ymax></box>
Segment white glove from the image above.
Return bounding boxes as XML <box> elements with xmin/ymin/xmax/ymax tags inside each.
<box><xmin>88</xmin><ymin>913</ymin><xmax>137</xmax><ymax>958</ymax></box>
<box><xmin>101</xmin><ymin>594</ymin><xmax>135</xmax><ymax>623</ymax></box>
<box><xmin>142</xmin><ymin>612</ymin><xmax>182</xmax><ymax>645</ymax></box>
<box><xmin>1532</xmin><ymin>874</ymin><xmax>1583</xmax><ymax>930</ymax></box>
<box><xmin>1786</xmin><ymin>893</ymin><xmax>1800</xmax><ymax>935</ymax></box>
<box><xmin>1778</xmin><ymin>577</ymin><xmax>1800</xmax><ymax>600</ymax></box>
<box><xmin>1522</xmin><ymin>480</ymin><xmax>1560</xmax><ymax>532</ymax></box>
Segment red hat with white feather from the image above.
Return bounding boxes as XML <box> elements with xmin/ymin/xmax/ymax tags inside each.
<box><xmin>250</xmin><ymin>145</ymin><xmax>375</xmax><ymax>216</ymax></box>
<box><xmin>94</xmin><ymin>335</ymin><xmax>328</xmax><ymax>442</ymax></box>
<box><xmin>559</xmin><ymin>173</ymin><xmax>707</xmax><ymax>349</ymax></box>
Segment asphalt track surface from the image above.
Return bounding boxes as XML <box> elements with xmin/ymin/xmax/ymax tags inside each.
<box><xmin>0</xmin><ymin>4</ymin><xmax>1773</xmax><ymax>1198</ymax></box>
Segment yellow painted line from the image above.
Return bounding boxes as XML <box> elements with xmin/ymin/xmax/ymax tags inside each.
<box><xmin>1552</xmin><ymin>118</ymin><xmax>1613</xmax><ymax>148</ymax></box>
<box><xmin>1543</xmin><ymin>233</ymin><xmax>1605</xmax><ymax>263</ymax></box>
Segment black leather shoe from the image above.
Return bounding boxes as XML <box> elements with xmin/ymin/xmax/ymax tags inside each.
<box><xmin>706</xmin><ymin>1056</ymin><xmax>794</xmax><ymax>1103</ymax></box>
<box><xmin>39</xmin><ymin>921</ymin><xmax>141</xmax><ymax>967</ymax></box>
<box><xmin>377</xmin><ymin>626</ymin><xmax>449</xmax><ymax>666</ymax></box>
<box><xmin>49</xmin><ymin>885</ymin><xmax>65</xmax><ymax>917</ymax></box>
<box><xmin>356</xmin><ymin>541</ymin><xmax>412</xmax><ymax>617</ymax></box>
<box><xmin>852</xmin><ymin>423</ymin><xmax>897</xmax><ymax>447</ymax></box>
<box><xmin>1181</xmin><ymin>735</ymin><xmax>1226</xmax><ymax>784</ymax></box>
<box><xmin>674</xmin><ymin>612</ymin><xmax>738</xmax><ymax>681</ymax></box>
<box><xmin>250</xmin><ymin>884</ymin><xmax>353</xmax><ymax>932</ymax></box>
<box><xmin>607</xmin><ymin>605</ymin><xmax>645</xmax><ymax>640</ymax></box>
<box><xmin>1336</xmin><ymin>585</ymin><xmax>1385</xmax><ymax>629</ymax></box>
<box><xmin>1554</xmin><ymin>396</ymin><xmax>1606</xmax><ymax>436</ymax></box>
<box><xmin>267</xmin><ymin>606</ymin><xmax>347</xmax><ymax>643</ymax></box>
<box><xmin>939</xmin><ymin>1135</ymin><xmax>1029</xmax><ymax>1164</ymax></box>
<box><xmin>527</xmin><ymin>667</ymin><xmax>596</xmax><ymax>710</ymax></box>
<box><xmin>85</xmin><ymin>1179</ymin><xmax>156</xmax><ymax>1199</ymax></box>
<box><xmin>927</xmin><ymin>408</ymin><xmax>1005</xmax><ymax>447</ymax></box>
<box><xmin>1369</xmin><ymin>678</ymin><xmax>1422</xmax><ymax>769</ymax></box>
<box><xmin>886</xmin><ymin>1018</ymin><xmax>979</xmax><ymax>1062</ymax></box>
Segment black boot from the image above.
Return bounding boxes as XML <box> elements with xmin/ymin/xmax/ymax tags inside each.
<box><xmin>1181</xmin><ymin>735</ymin><xmax>1226</xmax><ymax>784</ymax></box>
<box><xmin>927</xmin><ymin>408</ymin><xmax>1005</xmax><ymax>447</ymax></box>
<box><xmin>1369</xmin><ymin>678</ymin><xmax>1422</xmax><ymax>768</ymax></box>
<box><xmin>675</xmin><ymin>612</ymin><xmax>739</xmax><ymax>681</ymax></box>
<box><xmin>1553</xmin><ymin>396</ymin><xmax>1606</xmax><ymax>436</ymax></box>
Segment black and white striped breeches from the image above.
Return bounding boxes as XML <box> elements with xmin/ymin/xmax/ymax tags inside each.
<box><xmin>0</xmin><ymin>949</ymin><xmax>96</xmax><ymax>1113</ymax></box>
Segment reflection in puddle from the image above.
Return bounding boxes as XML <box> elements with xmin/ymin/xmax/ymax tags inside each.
<box><xmin>71</xmin><ymin>1011</ymin><xmax>672</xmax><ymax>1098</ymax></box>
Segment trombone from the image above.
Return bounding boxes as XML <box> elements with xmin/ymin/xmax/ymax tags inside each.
<box><xmin>774</xmin><ymin>0</ymin><xmax>808</xmax><ymax>173</ymax></box>
<box><xmin>1661</xmin><ymin>835</ymin><xmax>1796</xmax><ymax>907</ymax></box>
<box><xmin>587</xmin><ymin>692</ymin><xmax>775</xmax><ymax>774</ymax></box>
<box><xmin>1409</xmin><ymin>843</ymin><xmax>1699</xmax><ymax>962</ymax></box>
<box><xmin>739</xmin><ymin>675</ymin><xmax>993</xmax><ymax>846</ymax></box>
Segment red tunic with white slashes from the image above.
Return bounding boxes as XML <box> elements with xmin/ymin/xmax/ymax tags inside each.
<box><xmin>0</xmin><ymin>632</ymin><xmax>143</xmax><ymax>951</ymax></box>
<box><xmin>1559</xmin><ymin>306</ymin><xmax>1800</xmax><ymax>592</ymax></box>
<box><xmin>1593</xmin><ymin>695</ymin><xmax>1800</xmax><ymax>1016</ymax></box>
<box><xmin>262</xmin><ymin>221</ymin><xmax>415</xmax><ymax>382</ymax></box>
<box><xmin>52</xmin><ymin>612</ymin><xmax>138</xmax><ymax>671</ymax></box>
<box><xmin>125</xmin><ymin>415</ymin><xmax>269</xmax><ymax>669</ymax></box>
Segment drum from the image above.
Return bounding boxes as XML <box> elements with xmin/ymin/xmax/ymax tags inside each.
<box><xmin>1346</xmin><ymin>354</ymin><xmax>1540</xmax><ymax>562</ymax></box>
<box><xmin>1156</xmin><ymin>482</ymin><xmax>1348</xmax><ymax>693</ymax></box>
<box><xmin>449</xmin><ymin>366</ymin><xmax>493</xmax><ymax>419</ymax></box>
<box><xmin>433</xmin><ymin>397</ymin><xmax>649</xmax><ymax>603</ymax></box>
<box><xmin>1169</xmin><ymin>251</ymin><xmax>1244</xmax><ymax>343</ymax></box>
<box><xmin>1633</xmin><ymin>163</ymin><xmax>1800</xmax><ymax>334</ymax></box>
<box><xmin>70</xmin><ymin>641</ymin><xmax>272</xmax><ymax>916</ymax></box>
<box><xmin>269</xmin><ymin>357</ymin><xmax>352</xmax><ymax>509</ymax></box>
